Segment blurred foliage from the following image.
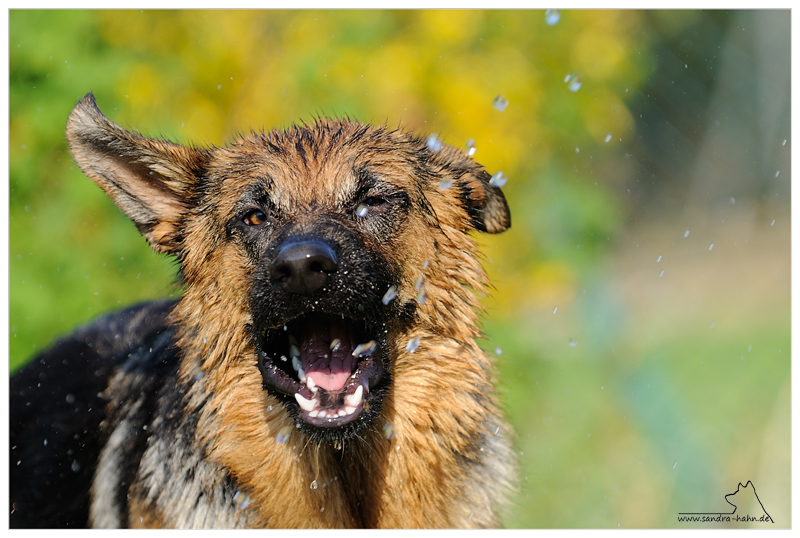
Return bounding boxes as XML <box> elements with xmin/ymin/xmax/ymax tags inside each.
<box><xmin>9</xmin><ymin>9</ymin><xmax>648</xmax><ymax>364</ymax></box>
<box><xmin>8</xmin><ymin>9</ymin><xmax>790</xmax><ymax>529</ymax></box>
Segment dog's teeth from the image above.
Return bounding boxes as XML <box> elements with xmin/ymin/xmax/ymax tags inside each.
<box><xmin>309</xmin><ymin>410</ymin><xmax>320</xmax><ymax>418</ymax></box>
<box><xmin>291</xmin><ymin>356</ymin><xmax>302</xmax><ymax>372</ymax></box>
<box><xmin>345</xmin><ymin>385</ymin><xmax>364</xmax><ymax>408</ymax></box>
<box><xmin>294</xmin><ymin>393</ymin><xmax>317</xmax><ymax>412</ymax></box>
<box><xmin>330</xmin><ymin>338</ymin><xmax>341</xmax><ymax>352</ymax></box>
<box><xmin>306</xmin><ymin>376</ymin><xmax>318</xmax><ymax>392</ymax></box>
<box><xmin>290</xmin><ymin>344</ymin><xmax>300</xmax><ymax>359</ymax></box>
<box><xmin>297</xmin><ymin>366</ymin><xmax>307</xmax><ymax>384</ymax></box>
<box><xmin>345</xmin><ymin>406</ymin><xmax>356</xmax><ymax>415</ymax></box>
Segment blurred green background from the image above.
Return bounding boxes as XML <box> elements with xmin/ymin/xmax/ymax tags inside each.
<box><xmin>8</xmin><ymin>10</ymin><xmax>790</xmax><ymax>528</ymax></box>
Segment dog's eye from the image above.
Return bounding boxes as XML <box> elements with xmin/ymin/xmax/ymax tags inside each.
<box><xmin>243</xmin><ymin>210</ymin><xmax>267</xmax><ymax>227</ymax></box>
<box><xmin>355</xmin><ymin>196</ymin><xmax>389</xmax><ymax>218</ymax></box>
<box><xmin>362</xmin><ymin>196</ymin><xmax>387</xmax><ymax>208</ymax></box>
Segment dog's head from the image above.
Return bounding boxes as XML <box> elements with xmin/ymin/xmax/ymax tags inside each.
<box><xmin>66</xmin><ymin>93</ymin><xmax>510</xmax><ymax>444</ymax></box>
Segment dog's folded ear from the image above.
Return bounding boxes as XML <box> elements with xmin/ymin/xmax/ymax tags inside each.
<box><xmin>66</xmin><ymin>93</ymin><xmax>210</xmax><ymax>254</ymax></box>
<box><xmin>433</xmin><ymin>146</ymin><xmax>511</xmax><ymax>234</ymax></box>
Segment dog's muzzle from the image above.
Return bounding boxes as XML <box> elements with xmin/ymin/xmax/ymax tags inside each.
<box><xmin>254</xmin><ymin>236</ymin><xmax>389</xmax><ymax>435</ymax></box>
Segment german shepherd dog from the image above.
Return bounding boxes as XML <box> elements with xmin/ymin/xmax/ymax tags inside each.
<box><xmin>10</xmin><ymin>93</ymin><xmax>516</xmax><ymax>528</ymax></box>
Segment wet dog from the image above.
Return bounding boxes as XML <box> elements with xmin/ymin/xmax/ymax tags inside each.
<box><xmin>10</xmin><ymin>93</ymin><xmax>516</xmax><ymax>528</ymax></box>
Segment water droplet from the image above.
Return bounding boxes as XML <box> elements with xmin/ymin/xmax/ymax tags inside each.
<box><xmin>771</xmin><ymin>219</ymin><xmax>776</xmax><ymax>227</ymax></box>
<box><xmin>565</xmin><ymin>72</ymin><xmax>582</xmax><ymax>92</ymax></box>
<box><xmin>356</xmin><ymin>204</ymin><xmax>369</xmax><ymax>218</ymax></box>
<box><xmin>575</xmin><ymin>147</ymin><xmax>580</xmax><ymax>153</ymax></box>
<box><xmin>266</xmin><ymin>405</ymin><xmax>273</xmax><ymax>412</ymax></box>
<box><xmin>438</xmin><ymin>179</ymin><xmax>453</xmax><ymax>190</ymax></box>
<box><xmin>310</xmin><ymin>480</ymin><xmax>319</xmax><ymax>490</ymax></box>
<box><xmin>673</xmin><ymin>461</ymin><xmax>678</xmax><ymax>469</ymax></box>
<box><xmin>406</xmin><ymin>337</ymin><xmax>420</xmax><ymax>353</ymax></box>
<box><xmin>236</xmin><ymin>492</ymin><xmax>251</xmax><ymax>509</ymax></box>
<box><xmin>709</xmin><ymin>322</ymin><xmax>715</xmax><ymax>329</ymax></box>
<box><xmin>545</xmin><ymin>9</ymin><xmax>560</xmax><ymax>25</ymax></box>
<box><xmin>492</xmin><ymin>95</ymin><xmax>509</xmax><ymax>112</ymax></box>
<box><xmin>352</xmin><ymin>341</ymin><xmax>377</xmax><ymax>357</ymax></box>
<box><xmin>383</xmin><ymin>423</ymin><xmax>396</xmax><ymax>440</ymax></box>
<box><xmin>465</xmin><ymin>138</ymin><xmax>477</xmax><ymax>157</ymax></box>
<box><xmin>730</xmin><ymin>197</ymin><xmax>736</xmax><ymax>204</ymax></box>
<box><xmin>382</xmin><ymin>286</ymin><xmax>397</xmax><ymax>305</ymax></box>
<box><xmin>656</xmin><ymin>255</ymin><xmax>662</xmax><ymax>263</ymax></box>
<box><xmin>276</xmin><ymin>425</ymin><xmax>292</xmax><ymax>444</ymax></box>
<box><xmin>71</xmin><ymin>460</ymin><xmax>81</xmax><ymax>472</ymax></box>
<box><xmin>489</xmin><ymin>171</ymin><xmax>507</xmax><ymax>187</ymax></box>
<box><xmin>604</xmin><ymin>133</ymin><xmax>612</xmax><ymax>143</ymax></box>
<box><xmin>416</xmin><ymin>288</ymin><xmax>428</xmax><ymax>304</ymax></box>
<box><xmin>65</xmin><ymin>393</ymin><xmax>75</xmax><ymax>404</ymax></box>
<box><xmin>659</xmin><ymin>270</ymin><xmax>665</xmax><ymax>278</ymax></box>
<box><xmin>708</xmin><ymin>243</ymin><xmax>714</xmax><ymax>251</ymax></box>
<box><xmin>494</xmin><ymin>347</ymin><xmax>503</xmax><ymax>355</ymax></box>
<box><xmin>414</xmin><ymin>275</ymin><xmax>425</xmax><ymax>290</ymax></box>
<box><xmin>426</xmin><ymin>134</ymin><xmax>443</xmax><ymax>151</ymax></box>
<box><xmin>553</xmin><ymin>306</ymin><xmax>558</xmax><ymax>314</ymax></box>
<box><xmin>684</xmin><ymin>230</ymin><xmax>690</xmax><ymax>238</ymax></box>
<box><xmin>782</xmin><ymin>139</ymin><xmax>787</xmax><ymax>146</ymax></box>
<box><xmin>569</xmin><ymin>339</ymin><xmax>577</xmax><ymax>347</ymax></box>
<box><xmin>775</xmin><ymin>170</ymin><xmax>780</xmax><ymax>177</ymax></box>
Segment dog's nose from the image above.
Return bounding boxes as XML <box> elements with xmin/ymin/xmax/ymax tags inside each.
<box><xmin>270</xmin><ymin>239</ymin><xmax>338</xmax><ymax>295</ymax></box>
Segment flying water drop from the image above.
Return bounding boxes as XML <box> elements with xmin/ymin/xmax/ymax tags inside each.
<box><xmin>489</xmin><ymin>171</ymin><xmax>507</xmax><ymax>187</ymax></box>
<box><xmin>382</xmin><ymin>285</ymin><xmax>397</xmax><ymax>305</ymax></box>
<box><xmin>492</xmin><ymin>95</ymin><xmax>509</xmax><ymax>112</ymax></box>
<box><xmin>545</xmin><ymin>9</ymin><xmax>560</xmax><ymax>25</ymax></box>
<box><xmin>465</xmin><ymin>138</ymin><xmax>477</xmax><ymax>157</ymax></box>
<box><xmin>426</xmin><ymin>134</ymin><xmax>443</xmax><ymax>151</ymax></box>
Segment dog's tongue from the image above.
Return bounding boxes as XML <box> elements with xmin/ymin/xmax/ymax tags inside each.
<box><xmin>300</xmin><ymin>318</ymin><xmax>358</xmax><ymax>392</ymax></box>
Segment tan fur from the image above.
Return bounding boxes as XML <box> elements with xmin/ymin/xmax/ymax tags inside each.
<box><xmin>64</xmin><ymin>93</ymin><xmax>516</xmax><ymax>528</ymax></box>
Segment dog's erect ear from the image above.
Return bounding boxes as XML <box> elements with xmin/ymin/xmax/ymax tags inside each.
<box><xmin>434</xmin><ymin>146</ymin><xmax>511</xmax><ymax>234</ymax></box>
<box><xmin>66</xmin><ymin>93</ymin><xmax>211</xmax><ymax>253</ymax></box>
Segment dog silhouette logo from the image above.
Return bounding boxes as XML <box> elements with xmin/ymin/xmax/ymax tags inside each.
<box><xmin>724</xmin><ymin>481</ymin><xmax>773</xmax><ymax>522</ymax></box>
<box><xmin>678</xmin><ymin>480</ymin><xmax>774</xmax><ymax>524</ymax></box>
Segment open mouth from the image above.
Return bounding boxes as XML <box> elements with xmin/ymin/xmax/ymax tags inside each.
<box><xmin>257</xmin><ymin>312</ymin><xmax>385</xmax><ymax>429</ymax></box>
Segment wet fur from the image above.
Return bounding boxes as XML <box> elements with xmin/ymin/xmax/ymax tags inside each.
<box><xmin>10</xmin><ymin>93</ymin><xmax>516</xmax><ymax>528</ymax></box>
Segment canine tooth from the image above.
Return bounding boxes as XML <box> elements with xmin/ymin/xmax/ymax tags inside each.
<box><xmin>290</xmin><ymin>344</ymin><xmax>300</xmax><ymax>358</ymax></box>
<box><xmin>297</xmin><ymin>366</ymin><xmax>307</xmax><ymax>384</ymax></box>
<box><xmin>345</xmin><ymin>385</ymin><xmax>364</xmax><ymax>408</ymax></box>
<box><xmin>352</xmin><ymin>341</ymin><xmax>376</xmax><ymax>357</ymax></box>
<box><xmin>330</xmin><ymin>338</ymin><xmax>341</xmax><ymax>352</ymax></box>
<box><xmin>291</xmin><ymin>356</ymin><xmax>302</xmax><ymax>372</ymax></box>
<box><xmin>294</xmin><ymin>393</ymin><xmax>317</xmax><ymax>412</ymax></box>
<box><xmin>306</xmin><ymin>376</ymin><xmax>318</xmax><ymax>392</ymax></box>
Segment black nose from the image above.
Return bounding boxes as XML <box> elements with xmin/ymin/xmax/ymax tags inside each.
<box><xmin>270</xmin><ymin>239</ymin><xmax>338</xmax><ymax>295</ymax></box>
